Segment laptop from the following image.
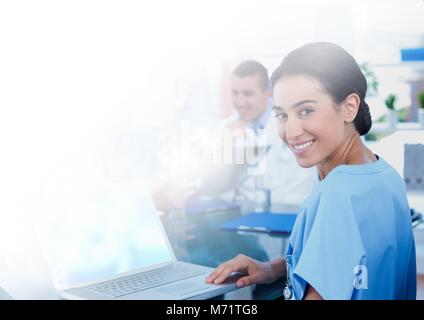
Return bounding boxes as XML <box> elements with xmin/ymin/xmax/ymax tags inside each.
<box><xmin>0</xmin><ymin>287</ymin><xmax>13</xmax><ymax>300</ymax></box>
<box><xmin>39</xmin><ymin>181</ymin><xmax>239</xmax><ymax>300</ymax></box>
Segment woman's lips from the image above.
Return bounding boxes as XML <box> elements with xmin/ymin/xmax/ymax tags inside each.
<box><xmin>290</xmin><ymin>139</ymin><xmax>316</xmax><ymax>156</ymax></box>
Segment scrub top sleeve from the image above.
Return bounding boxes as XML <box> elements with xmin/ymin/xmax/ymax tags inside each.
<box><xmin>406</xmin><ymin>240</ymin><xmax>417</xmax><ymax>300</ymax></box>
<box><xmin>293</xmin><ymin>192</ymin><xmax>366</xmax><ymax>300</ymax></box>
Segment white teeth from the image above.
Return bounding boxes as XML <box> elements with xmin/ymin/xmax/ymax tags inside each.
<box><xmin>293</xmin><ymin>140</ymin><xmax>314</xmax><ymax>151</ymax></box>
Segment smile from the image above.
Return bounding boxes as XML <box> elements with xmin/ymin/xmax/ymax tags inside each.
<box><xmin>290</xmin><ymin>139</ymin><xmax>316</xmax><ymax>155</ymax></box>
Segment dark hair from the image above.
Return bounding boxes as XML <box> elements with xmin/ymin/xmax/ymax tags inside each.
<box><xmin>271</xmin><ymin>42</ymin><xmax>372</xmax><ymax>136</ymax></box>
<box><xmin>233</xmin><ymin>60</ymin><xmax>269</xmax><ymax>91</ymax></box>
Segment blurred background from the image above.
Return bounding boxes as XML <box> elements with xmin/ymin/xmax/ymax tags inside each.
<box><xmin>0</xmin><ymin>0</ymin><xmax>423</xmax><ymax>299</ymax></box>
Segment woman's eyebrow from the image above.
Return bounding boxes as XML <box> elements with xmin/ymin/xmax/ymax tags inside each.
<box><xmin>273</xmin><ymin>99</ymin><xmax>318</xmax><ymax>111</ymax></box>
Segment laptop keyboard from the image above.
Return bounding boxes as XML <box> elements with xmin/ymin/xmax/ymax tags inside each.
<box><xmin>86</xmin><ymin>264</ymin><xmax>206</xmax><ymax>298</ymax></box>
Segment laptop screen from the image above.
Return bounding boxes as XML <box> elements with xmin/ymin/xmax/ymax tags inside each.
<box><xmin>38</xmin><ymin>181</ymin><xmax>173</xmax><ymax>289</ymax></box>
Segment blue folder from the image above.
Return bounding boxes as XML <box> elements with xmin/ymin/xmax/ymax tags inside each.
<box><xmin>220</xmin><ymin>212</ymin><xmax>297</xmax><ymax>234</ymax></box>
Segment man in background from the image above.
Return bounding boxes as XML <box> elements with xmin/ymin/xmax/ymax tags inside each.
<box><xmin>205</xmin><ymin>60</ymin><xmax>317</xmax><ymax>206</ymax></box>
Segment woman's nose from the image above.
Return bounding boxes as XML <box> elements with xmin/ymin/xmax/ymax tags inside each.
<box><xmin>284</xmin><ymin>117</ymin><xmax>304</xmax><ymax>141</ymax></box>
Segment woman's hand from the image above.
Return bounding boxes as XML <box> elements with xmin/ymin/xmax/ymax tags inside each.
<box><xmin>205</xmin><ymin>254</ymin><xmax>286</xmax><ymax>288</ymax></box>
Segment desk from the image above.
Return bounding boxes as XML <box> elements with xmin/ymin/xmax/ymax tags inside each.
<box><xmin>160</xmin><ymin>202</ymin><xmax>294</xmax><ymax>299</ymax></box>
<box><xmin>161</xmin><ymin>202</ymin><xmax>294</xmax><ymax>266</ymax></box>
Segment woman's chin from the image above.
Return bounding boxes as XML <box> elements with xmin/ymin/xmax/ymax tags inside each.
<box><xmin>295</xmin><ymin>157</ymin><xmax>316</xmax><ymax>168</ymax></box>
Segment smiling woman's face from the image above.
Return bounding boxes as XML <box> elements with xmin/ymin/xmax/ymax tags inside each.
<box><xmin>272</xmin><ymin>75</ymin><xmax>347</xmax><ymax>168</ymax></box>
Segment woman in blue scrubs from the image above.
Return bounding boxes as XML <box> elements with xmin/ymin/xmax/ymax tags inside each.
<box><xmin>206</xmin><ymin>42</ymin><xmax>416</xmax><ymax>300</ymax></box>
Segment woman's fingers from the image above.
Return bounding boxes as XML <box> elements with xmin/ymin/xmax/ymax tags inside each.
<box><xmin>236</xmin><ymin>275</ymin><xmax>251</xmax><ymax>288</ymax></box>
<box><xmin>213</xmin><ymin>266</ymin><xmax>238</xmax><ymax>284</ymax></box>
<box><xmin>206</xmin><ymin>262</ymin><xmax>233</xmax><ymax>284</ymax></box>
<box><xmin>235</xmin><ymin>272</ymin><xmax>262</xmax><ymax>288</ymax></box>
<box><xmin>205</xmin><ymin>263</ymin><xmax>226</xmax><ymax>283</ymax></box>
<box><xmin>205</xmin><ymin>255</ymin><xmax>249</xmax><ymax>284</ymax></box>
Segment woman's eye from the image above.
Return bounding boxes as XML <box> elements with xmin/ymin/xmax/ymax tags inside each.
<box><xmin>299</xmin><ymin>108</ymin><xmax>313</xmax><ymax>116</ymax></box>
<box><xmin>274</xmin><ymin>112</ymin><xmax>287</xmax><ymax>120</ymax></box>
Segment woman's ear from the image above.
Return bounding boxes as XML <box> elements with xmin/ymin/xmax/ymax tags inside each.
<box><xmin>341</xmin><ymin>93</ymin><xmax>360</xmax><ymax>123</ymax></box>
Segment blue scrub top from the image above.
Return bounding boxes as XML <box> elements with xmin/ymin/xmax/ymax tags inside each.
<box><xmin>285</xmin><ymin>157</ymin><xmax>416</xmax><ymax>300</ymax></box>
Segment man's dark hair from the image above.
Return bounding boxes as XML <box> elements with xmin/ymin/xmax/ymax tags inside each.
<box><xmin>271</xmin><ymin>42</ymin><xmax>372</xmax><ymax>136</ymax></box>
<box><xmin>233</xmin><ymin>60</ymin><xmax>269</xmax><ymax>91</ymax></box>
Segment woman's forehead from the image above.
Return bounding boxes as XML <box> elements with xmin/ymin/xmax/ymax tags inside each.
<box><xmin>273</xmin><ymin>75</ymin><xmax>329</xmax><ymax>107</ymax></box>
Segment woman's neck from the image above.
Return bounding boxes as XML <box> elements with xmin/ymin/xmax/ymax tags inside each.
<box><xmin>317</xmin><ymin>129</ymin><xmax>377</xmax><ymax>180</ymax></box>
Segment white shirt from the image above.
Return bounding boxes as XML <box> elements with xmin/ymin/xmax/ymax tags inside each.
<box><xmin>216</xmin><ymin>112</ymin><xmax>317</xmax><ymax>207</ymax></box>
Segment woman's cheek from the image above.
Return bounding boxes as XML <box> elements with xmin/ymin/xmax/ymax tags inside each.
<box><xmin>277</xmin><ymin>121</ymin><xmax>287</xmax><ymax>141</ymax></box>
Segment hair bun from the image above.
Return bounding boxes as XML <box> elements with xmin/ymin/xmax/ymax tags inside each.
<box><xmin>354</xmin><ymin>100</ymin><xmax>372</xmax><ymax>135</ymax></box>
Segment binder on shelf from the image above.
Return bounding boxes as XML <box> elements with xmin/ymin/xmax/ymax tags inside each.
<box><xmin>401</xmin><ymin>48</ymin><xmax>424</xmax><ymax>62</ymax></box>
